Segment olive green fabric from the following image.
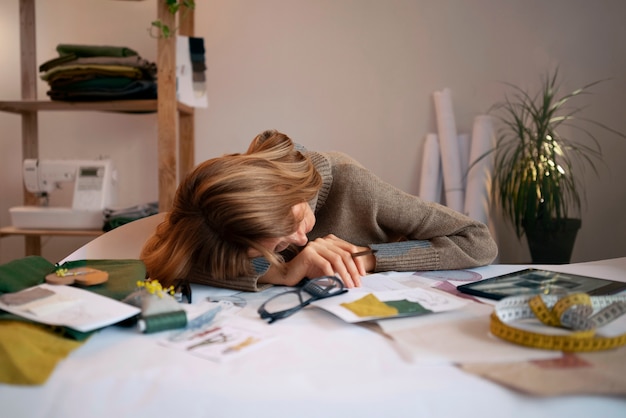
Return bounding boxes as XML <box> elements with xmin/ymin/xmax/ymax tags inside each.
<box><xmin>0</xmin><ymin>320</ymin><xmax>83</xmax><ymax>385</ymax></box>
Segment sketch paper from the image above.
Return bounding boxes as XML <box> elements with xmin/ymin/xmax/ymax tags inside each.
<box><xmin>311</xmin><ymin>287</ymin><xmax>467</xmax><ymax>323</ymax></box>
<box><xmin>159</xmin><ymin>319</ymin><xmax>275</xmax><ymax>362</ymax></box>
<box><xmin>0</xmin><ymin>284</ymin><xmax>140</xmax><ymax>333</ymax></box>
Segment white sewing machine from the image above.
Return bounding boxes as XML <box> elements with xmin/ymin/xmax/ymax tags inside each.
<box><xmin>9</xmin><ymin>159</ymin><xmax>118</xmax><ymax>229</ymax></box>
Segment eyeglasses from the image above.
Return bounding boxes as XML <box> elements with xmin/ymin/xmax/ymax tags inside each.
<box><xmin>173</xmin><ymin>279</ymin><xmax>192</xmax><ymax>304</ymax></box>
<box><xmin>258</xmin><ymin>276</ymin><xmax>347</xmax><ymax>324</ymax></box>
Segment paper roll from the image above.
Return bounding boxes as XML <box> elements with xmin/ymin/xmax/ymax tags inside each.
<box><xmin>464</xmin><ymin>115</ymin><xmax>495</xmax><ymax>224</ymax></box>
<box><xmin>458</xmin><ymin>133</ymin><xmax>471</xmax><ymax>183</ymax></box>
<box><xmin>419</xmin><ymin>133</ymin><xmax>443</xmax><ymax>203</ymax></box>
<box><xmin>433</xmin><ymin>88</ymin><xmax>465</xmax><ymax>212</ymax></box>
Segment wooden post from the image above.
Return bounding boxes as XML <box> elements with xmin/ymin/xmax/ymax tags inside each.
<box><xmin>178</xmin><ymin>3</ymin><xmax>195</xmax><ymax>181</ymax></box>
<box><xmin>157</xmin><ymin>0</ymin><xmax>178</xmax><ymax>212</ymax></box>
<box><xmin>19</xmin><ymin>0</ymin><xmax>41</xmax><ymax>255</ymax></box>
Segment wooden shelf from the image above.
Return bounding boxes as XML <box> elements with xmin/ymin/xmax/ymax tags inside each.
<box><xmin>0</xmin><ymin>226</ymin><xmax>104</xmax><ymax>238</ymax></box>
<box><xmin>0</xmin><ymin>99</ymin><xmax>193</xmax><ymax>115</ymax></box>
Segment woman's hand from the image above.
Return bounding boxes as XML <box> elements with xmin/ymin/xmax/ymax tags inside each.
<box><xmin>285</xmin><ymin>235</ymin><xmax>374</xmax><ymax>288</ymax></box>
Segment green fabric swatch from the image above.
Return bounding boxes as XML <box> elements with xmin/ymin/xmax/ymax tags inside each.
<box><xmin>384</xmin><ymin>299</ymin><xmax>431</xmax><ymax>315</ymax></box>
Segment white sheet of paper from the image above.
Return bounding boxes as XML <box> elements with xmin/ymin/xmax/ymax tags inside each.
<box><xmin>380</xmin><ymin>303</ymin><xmax>563</xmax><ymax>364</ymax></box>
<box><xmin>311</xmin><ymin>286</ymin><xmax>467</xmax><ymax>323</ymax></box>
<box><xmin>0</xmin><ymin>284</ymin><xmax>140</xmax><ymax>333</ymax></box>
<box><xmin>159</xmin><ymin>317</ymin><xmax>275</xmax><ymax>362</ymax></box>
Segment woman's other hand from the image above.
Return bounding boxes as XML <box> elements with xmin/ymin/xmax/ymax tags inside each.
<box><xmin>286</xmin><ymin>235</ymin><xmax>374</xmax><ymax>288</ymax></box>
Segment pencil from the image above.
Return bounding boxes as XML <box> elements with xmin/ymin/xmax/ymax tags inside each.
<box><xmin>351</xmin><ymin>249</ymin><xmax>377</xmax><ymax>258</ymax></box>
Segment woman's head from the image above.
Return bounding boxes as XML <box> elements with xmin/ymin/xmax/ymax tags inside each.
<box><xmin>140</xmin><ymin>130</ymin><xmax>322</xmax><ymax>287</ymax></box>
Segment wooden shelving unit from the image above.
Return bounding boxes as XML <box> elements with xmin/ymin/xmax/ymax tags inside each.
<box><xmin>0</xmin><ymin>0</ymin><xmax>195</xmax><ymax>256</ymax></box>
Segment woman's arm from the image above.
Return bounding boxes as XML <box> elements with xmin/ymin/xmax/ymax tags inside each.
<box><xmin>310</xmin><ymin>152</ymin><xmax>498</xmax><ymax>272</ymax></box>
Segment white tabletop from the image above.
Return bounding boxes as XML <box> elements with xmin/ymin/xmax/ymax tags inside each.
<box><xmin>3</xmin><ymin>217</ymin><xmax>626</xmax><ymax>418</ymax></box>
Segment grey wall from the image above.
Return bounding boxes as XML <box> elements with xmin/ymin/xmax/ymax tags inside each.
<box><xmin>1</xmin><ymin>0</ymin><xmax>625</xmax><ymax>265</ymax></box>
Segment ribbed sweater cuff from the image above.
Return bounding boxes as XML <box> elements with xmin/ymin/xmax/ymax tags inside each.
<box><xmin>370</xmin><ymin>240</ymin><xmax>440</xmax><ymax>272</ymax></box>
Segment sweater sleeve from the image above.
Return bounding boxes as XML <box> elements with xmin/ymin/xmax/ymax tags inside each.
<box><xmin>186</xmin><ymin>258</ymin><xmax>273</xmax><ymax>292</ymax></box>
<box><xmin>311</xmin><ymin>152</ymin><xmax>498</xmax><ymax>272</ymax></box>
<box><xmin>369</xmin><ymin>198</ymin><xmax>498</xmax><ymax>272</ymax></box>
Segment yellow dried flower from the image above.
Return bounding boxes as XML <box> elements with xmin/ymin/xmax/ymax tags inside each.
<box><xmin>136</xmin><ymin>279</ymin><xmax>175</xmax><ymax>299</ymax></box>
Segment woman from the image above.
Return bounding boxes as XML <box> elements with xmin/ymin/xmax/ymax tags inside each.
<box><xmin>141</xmin><ymin>130</ymin><xmax>498</xmax><ymax>291</ymax></box>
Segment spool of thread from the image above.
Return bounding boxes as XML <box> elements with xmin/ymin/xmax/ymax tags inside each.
<box><xmin>137</xmin><ymin>310</ymin><xmax>188</xmax><ymax>334</ymax></box>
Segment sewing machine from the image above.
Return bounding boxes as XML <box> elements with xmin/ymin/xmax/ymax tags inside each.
<box><xmin>9</xmin><ymin>159</ymin><xmax>118</xmax><ymax>229</ymax></box>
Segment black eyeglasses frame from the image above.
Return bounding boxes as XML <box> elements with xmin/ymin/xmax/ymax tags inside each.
<box><xmin>258</xmin><ymin>276</ymin><xmax>347</xmax><ymax>324</ymax></box>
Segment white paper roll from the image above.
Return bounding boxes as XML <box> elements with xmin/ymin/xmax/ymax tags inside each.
<box><xmin>433</xmin><ymin>88</ymin><xmax>465</xmax><ymax>212</ymax></box>
<box><xmin>458</xmin><ymin>133</ymin><xmax>471</xmax><ymax>184</ymax></box>
<box><xmin>464</xmin><ymin>115</ymin><xmax>495</xmax><ymax>225</ymax></box>
<box><xmin>419</xmin><ymin>133</ymin><xmax>443</xmax><ymax>203</ymax></box>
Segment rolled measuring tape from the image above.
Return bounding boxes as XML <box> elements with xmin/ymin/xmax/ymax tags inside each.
<box><xmin>138</xmin><ymin>310</ymin><xmax>188</xmax><ymax>334</ymax></box>
<box><xmin>491</xmin><ymin>293</ymin><xmax>626</xmax><ymax>352</ymax></box>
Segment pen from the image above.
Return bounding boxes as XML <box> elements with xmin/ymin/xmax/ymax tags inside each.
<box><xmin>351</xmin><ymin>249</ymin><xmax>377</xmax><ymax>258</ymax></box>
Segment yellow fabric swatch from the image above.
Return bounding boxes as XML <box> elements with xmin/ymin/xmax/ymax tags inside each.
<box><xmin>341</xmin><ymin>293</ymin><xmax>398</xmax><ymax>318</ymax></box>
<box><xmin>0</xmin><ymin>321</ymin><xmax>84</xmax><ymax>385</ymax></box>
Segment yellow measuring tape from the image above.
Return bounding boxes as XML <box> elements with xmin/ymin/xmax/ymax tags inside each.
<box><xmin>490</xmin><ymin>293</ymin><xmax>626</xmax><ymax>352</ymax></box>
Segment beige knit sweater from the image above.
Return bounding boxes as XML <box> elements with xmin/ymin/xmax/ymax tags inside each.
<box><xmin>190</xmin><ymin>149</ymin><xmax>498</xmax><ymax>291</ymax></box>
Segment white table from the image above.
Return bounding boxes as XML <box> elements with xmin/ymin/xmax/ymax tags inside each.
<box><xmin>2</xmin><ymin>216</ymin><xmax>625</xmax><ymax>418</ymax></box>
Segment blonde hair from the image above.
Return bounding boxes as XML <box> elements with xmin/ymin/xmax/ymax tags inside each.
<box><xmin>140</xmin><ymin>130</ymin><xmax>322</xmax><ymax>287</ymax></box>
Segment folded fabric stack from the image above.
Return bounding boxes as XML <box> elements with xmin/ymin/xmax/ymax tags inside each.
<box><xmin>39</xmin><ymin>44</ymin><xmax>157</xmax><ymax>101</ymax></box>
<box><xmin>103</xmin><ymin>201</ymin><xmax>159</xmax><ymax>232</ymax></box>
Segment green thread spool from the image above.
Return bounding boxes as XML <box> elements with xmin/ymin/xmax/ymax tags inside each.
<box><xmin>138</xmin><ymin>310</ymin><xmax>188</xmax><ymax>334</ymax></box>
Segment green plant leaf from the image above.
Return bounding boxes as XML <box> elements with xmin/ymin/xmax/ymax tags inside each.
<box><xmin>149</xmin><ymin>1</ymin><xmax>195</xmax><ymax>39</ymax></box>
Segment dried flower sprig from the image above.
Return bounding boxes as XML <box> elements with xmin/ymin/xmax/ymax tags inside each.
<box><xmin>55</xmin><ymin>268</ymin><xmax>91</xmax><ymax>277</ymax></box>
<box><xmin>136</xmin><ymin>280</ymin><xmax>175</xmax><ymax>299</ymax></box>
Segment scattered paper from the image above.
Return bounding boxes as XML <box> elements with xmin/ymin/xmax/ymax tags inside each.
<box><xmin>460</xmin><ymin>349</ymin><xmax>626</xmax><ymax>396</ymax></box>
<box><xmin>159</xmin><ymin>321</ymin><xmax>275</xmax><ymax>362</ymax></box>
<box><xmin>311</xmin><ymin>287</ymin><xmax>467</xmax><ymax>323</ymax></box>
<box><xmin>358</xmin><ymin>271</ymin><xmax>561</xmax><ymax>364</ymax></box>
<box><xmin>0</xmin><ymin>284</ymin><xmax>140</xmax><ymax>333</ymax></box>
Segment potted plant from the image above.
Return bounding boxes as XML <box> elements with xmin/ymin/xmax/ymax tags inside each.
<box><xmin>486</xmin><ymin>69</ymin><xmax>625</xmax><ymax>263</ymax></box>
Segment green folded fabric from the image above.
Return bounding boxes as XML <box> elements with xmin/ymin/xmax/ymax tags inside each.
<box><xmin>41</xmin><ymin>64</ymin><xmax>144</xmax><ymax>82</ymax></box>
<box><xmin>60</xmin><ymin>259</ymin><xmax>147</xmax><ymax>301</ymax></box>
<box><xmin>0</xmin><ymin>256</ymin><xmax>55</xmax><ymax>293</ymax></box>
<box><xmin>56</xmin><ymin>44</ymin><xmax>138</xmax><ymax>58</ymax></box>
<box><xmin>0</xmin><ymin>256</ymin><xmax>146</xmax><ymax>300</ymax></box>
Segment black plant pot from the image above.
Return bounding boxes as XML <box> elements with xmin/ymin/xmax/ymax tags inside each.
<box><xmin>523</xmin><ymin>218</ymin><xmax>582</xmax><ymax>264</ymax></box>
